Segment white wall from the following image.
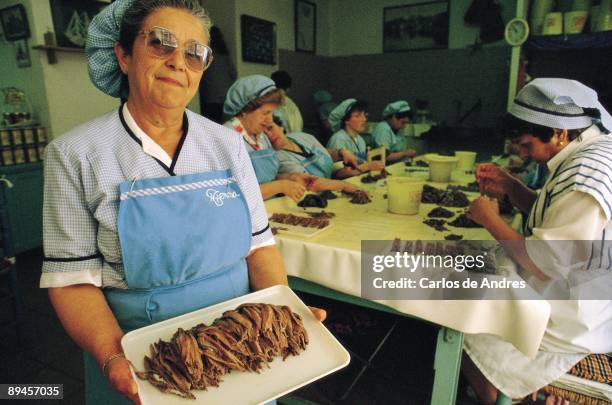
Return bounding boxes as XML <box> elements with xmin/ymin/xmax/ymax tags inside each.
<box><xmin>205</xmin><ymin>0</ymin><xmax>330</xmax><ymax>77</ymax></box>
<box><xmin>15</xmin><ymin>0</ymin><xmax>119</xmax><ymax>138</ymax></box>
<box><xmin>328</xmin><ymin>0</ymin><xmax>517</xmax><ymax>56</ymax></box>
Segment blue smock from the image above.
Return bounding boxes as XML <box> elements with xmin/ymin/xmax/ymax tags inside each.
<box><xmin>249</xmin><ymin>146</ymin><xmax>281</xmax><ymax>184</ymax></box>
<box><xmin>85</xmin><ymin>169</ymin><xmax>252</xmax><ymax>404</ymax></box>
<box><xmin>277</xmin><ymin>132</ymin><xmax>334</xmax><ymax>178</ymax></box>
<box><xmin>327</xmin><ymin>129</ymin><xmax>367</xmax><ymax>163</ymax></box>
<box><xmin>372</xmin><ymin>121</ymin><xmax>405</xmax><ymax>152</ymax></box>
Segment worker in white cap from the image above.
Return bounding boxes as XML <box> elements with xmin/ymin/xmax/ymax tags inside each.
<box><xmin>372</xmin><ymin>100</ymin><xmax>417</xmax><ymax>163</ymax></box>
<box><xmin>464</xmin><ymin>78</ymin><xmax>612</xmax><ymax>403</ymax></box>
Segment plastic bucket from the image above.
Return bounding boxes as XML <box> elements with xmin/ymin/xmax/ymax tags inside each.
<box><xmin>454</xmin><ymin>151</ymin><xmax>477</xmax><ymax>170</ymax></box>
<box><xmin>387</xmin><ymin>177</ymin><xmax>424</xmax><ymax>215</ymax></box>
<box><xmin>426</xmin><ymin>154</ymin><xmax>458</xmax><ymax>183</ymax></box>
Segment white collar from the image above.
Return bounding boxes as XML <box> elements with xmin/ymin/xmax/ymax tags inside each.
<box><xmin>122</xmin><ymin>103</ymin><xmax>173</xmax><ymax>167</ymax></box>
<box><xmin>547</xmin><ymin>125</ymin><xmax>604</xmax><ymax>173</ymax></box>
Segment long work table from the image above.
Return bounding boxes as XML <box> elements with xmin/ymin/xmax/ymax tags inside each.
<box><xmin>266</xmin><ymin>162</ymin><xmax>551</xmax><ymax>404</ymax></box>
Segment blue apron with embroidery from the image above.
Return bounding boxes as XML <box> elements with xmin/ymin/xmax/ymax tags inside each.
<box><xmin>249</xmin><ymin>148</ymin><xmax>280</xmax><ymax>184</ymax></box>
<box><xmin>84</xmin><ymin>169</ymin><xmax>252</xmax><ymax>404</ymax></box>
<box><xmin>301</xmin><ymin>148</ymin><xmax>334</xmax><ymax>178</ymax></box>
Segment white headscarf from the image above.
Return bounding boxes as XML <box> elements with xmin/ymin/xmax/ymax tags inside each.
<box><xmin>510</xmin><ymin>78</ymin><xmax>612</xmax><ymax>133</ymax></box>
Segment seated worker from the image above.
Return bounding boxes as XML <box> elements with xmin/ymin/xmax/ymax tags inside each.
<box><xmin>271</xmin><ymin>70</ymin><xmax>303</xmax><ymax>134</ymax></box>
<box><xmin>372</xmin><ymin>100</ymin><xmax>417</xmax><ymax>163</ymax></box>
<box><xmin>313</xmin><ymin>89</ymin><xmax>337</xmax><ymax>144</ymax></box>
<box><xmin>465</xmin><ymin>78</ymin><xmax>612</xmax><ymax>404</ymax></box>
<box><xmin>326</xmin><ymin>99</ymin><xmax>385</xmax><ymax>176</ymax></box>
<box><xmin>268</xmin><ymin>113</ymin><xmax>362</xmax><ymax>189</ymax></box>
<box><xmin>223</xmin><ymin>75</ymin><xmax>313</xmax><ymax>202</ymax></box>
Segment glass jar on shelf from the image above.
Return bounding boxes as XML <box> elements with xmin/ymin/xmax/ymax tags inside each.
<box><xmin>1</xmin><ymin>87</ymin><xmax>35</xmax><ymax>127</ymax></box>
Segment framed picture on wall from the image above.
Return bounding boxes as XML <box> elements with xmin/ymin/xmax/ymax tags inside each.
<box><xmin>241</xmin><ymin>15</ymin><xmax>277</xmax><ymax>65</ymax></box>
<box><xmin>49</xmin><ymin>0</ymin><xmax>109</xmax><ymax>48</ymax></box>
<box><xmin>383</xmin><ymin>1</ymin><xmax>449</xmax><ymax>52</ymax></box>
<box><xmin>0</xmin><ymin>4</ymin><xmax>30</xmax><ymax>41</ymax></box>
<box><xmin>295</xmin><ymin>0</ymin><xmax>316</xmax><ymax>53</ymax></box>
<box><xmin>14</xmin><ymin>39</ymin><xmax>31</xmax><ymax>68</ymax></box>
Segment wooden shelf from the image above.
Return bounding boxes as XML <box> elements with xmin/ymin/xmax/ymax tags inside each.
<box><xmin>31</xmin><ymin>44</ymin><xmax>84</xmax><ymax>64</ymax></box>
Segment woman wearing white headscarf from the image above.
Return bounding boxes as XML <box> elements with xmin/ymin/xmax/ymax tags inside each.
<box><xmin>464</xmin><ymin>78</ymin><xmax>612</xmax><ymax>403</ymax></box>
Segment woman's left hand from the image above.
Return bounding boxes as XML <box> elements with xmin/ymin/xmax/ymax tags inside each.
<box><xmin>467</xmin><ymin>196</ymin><xmax>499</xmax><ymax>226</ymax></box>
<box><xmin>308</xmin><ymin>306</ymin><xmax>327</xmax><ymax>321</ymax></box>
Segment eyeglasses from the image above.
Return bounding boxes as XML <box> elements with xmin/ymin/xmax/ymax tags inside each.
<box><xmin>139</xmin><ymin>26</ymin><xmax>214</xmax><ymax>71</ymax></box>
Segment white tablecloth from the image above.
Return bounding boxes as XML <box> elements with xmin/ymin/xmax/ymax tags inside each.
<box><xmin>265</xmin><ymin>163</ymin><xmax>551</xmax><ymax>357</ymax></box>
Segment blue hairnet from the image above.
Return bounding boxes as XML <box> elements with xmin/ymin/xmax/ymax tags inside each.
<box><xmin>328</xmin><ymin>98</ymin><xmax>356</xmax><ymax>132</ymax></box>
<box><xmin>382</xmin><ymin>100</ymin><xmax>411</xmax><ymax>118</ymax></box>
<box><xmin>223</xmin><ymin>75</ymin><xmax>277</xmax><ymax>116</ymax></box>
<box><xmin>86</xmin><ymin>0</ymin><xmax>133</xmax><ymax>98</ymax></box>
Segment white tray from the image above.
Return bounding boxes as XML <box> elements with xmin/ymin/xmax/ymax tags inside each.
<box><xmin>122</xmin><ymin>285</ymin><xmax>350</xmax><ymax>405</ymax></box>
<box><xmin>270</xmin><ymin>220</ymin><xmax>333</xmax><ymax>238</ymax></box>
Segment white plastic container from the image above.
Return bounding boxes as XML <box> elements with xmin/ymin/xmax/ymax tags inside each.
<box><xmin>387</xmin><ymin>177</ymin><xmax>424</xmax><ymax>215</ymax></box>
<box><xmin>454</xmin><ymin>151</ymin><xmax>477</xmax><ymax>170</ymax></box>
<box><xmin>426</xmin><ymin>154</ymin><xmax>458</xmax><ymax>183</ymax></box>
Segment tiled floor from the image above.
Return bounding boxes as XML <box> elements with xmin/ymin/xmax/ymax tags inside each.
<box><xmin>0</xmin><ymin>248</ymin><xmax>477</xmax><ymax>405</ymax></box>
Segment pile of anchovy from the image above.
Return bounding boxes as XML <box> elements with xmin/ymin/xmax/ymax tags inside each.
<box><xmin>136</xmin><ymin>303</ymin><xmax>309</xmax><ymax>399</ymax></box>
<box><xmin>448</xmin><ymin>213</ymin><xmax>482</xmax><ymax>228</ymax></box>
<box><xmin>446</xmin><ymin>181</ymin><xmax>479</xmax><ymax>193</ymax></box>
<box><xmin>342</xmin><ymin>190</ymin><xmax>371</xmax><ymax>204</ymax></box>
<box><xmin>427</xmin><ymin>207</ymin><xmax>455</xmax><ymax>218</ymax></box>
<box><xmin>420</xmin><ymin>185</ymin><xmax>470</xmax><ymax>207</ymax></box>
<box><xmin>360</xmin><ymin>169</ymin><xmax>390</xmax><ymax>184</ymax></box>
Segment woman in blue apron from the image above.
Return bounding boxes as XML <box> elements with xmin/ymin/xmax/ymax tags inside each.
<box><xmin>41</xmin><ymin>2</ymin><xmax>323</xmax><ymax>404</ymax></box>
<box><xmin>464</xmin><ymin>79</ymin><xmax>612</xmax><ymax>403</ymax></box>
<box><xmin>326</xmin><ymin>99</ymin><xmax>386</xmax><ymax>177</ymax></box>
<box><xmin>266</xmin><ymin>113</ymin><xmax>361</xmax><ymax>193</ymax></box>
<box><xmin>372</xmin><ymin>100</ymin><xmax>417</xmax><ymax>164</ymax></box>
<box><xmin>223</xmin><ymin>75</ymin><xmax>315</xmax><ymax>202</ymax></box>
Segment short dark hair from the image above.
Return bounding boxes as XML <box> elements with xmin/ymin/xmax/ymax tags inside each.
<box><xmin>341</xmin><ymin>100</ymin><xmax>368</xmax><ymax>129</ymax></box>
<box><xmin>271</xmin><ymin>70</ymin><xmax>292</xmax><ymax>90</ymax></box>
<box><xmin>502</xmin><ymin>113</ymin><xmax>588</xmax><ymax>143</ymax></box>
